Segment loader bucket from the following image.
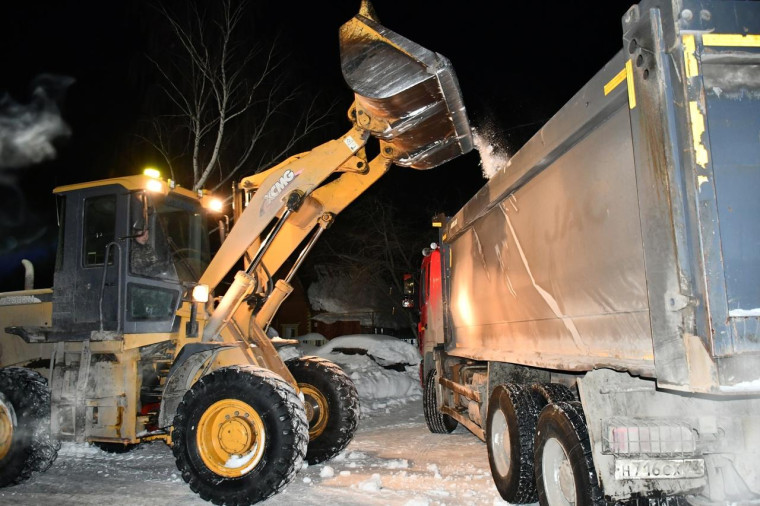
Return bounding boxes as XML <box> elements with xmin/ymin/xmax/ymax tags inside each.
<box><xmin>339</xmin><ymin>2</ymin><xmax>473</xmax><ymax>169</ymax></box>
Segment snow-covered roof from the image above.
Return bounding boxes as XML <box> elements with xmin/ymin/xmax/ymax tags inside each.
<box><xmin>307</xmin><ymin>266</ymin><xmax>406</xmax><ymax>329</ymax></box>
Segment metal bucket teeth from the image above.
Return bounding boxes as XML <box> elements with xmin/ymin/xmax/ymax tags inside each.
<box><xmin>339</xmin><ymin>2</ymin><xmax>473</xmax><ymax>169</ymax></box>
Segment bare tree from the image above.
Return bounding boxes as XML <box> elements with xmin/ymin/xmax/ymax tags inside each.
<box><xmin>141</xmin><ymin>0</ymin><xmax>333</xmax><ymax>192</ymax></box>
<box><xmin>310</xmin><ymin>195</ymin><xmax>432</xmax><ymax>338</ymax></box>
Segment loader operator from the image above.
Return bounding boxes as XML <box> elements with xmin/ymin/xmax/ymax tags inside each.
<box><xmin>131</xmin><ymin>228</ymin><xmax>169</xmax><ymax>278</ymax></box>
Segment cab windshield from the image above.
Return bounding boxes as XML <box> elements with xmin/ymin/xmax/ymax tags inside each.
<box><xmin>147</xmin><ymin>193</ymin><xmax>210</xmax><ymax>283</ymax></box>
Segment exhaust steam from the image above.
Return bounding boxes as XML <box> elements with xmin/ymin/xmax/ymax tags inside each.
<box><xmin>0</xmin><ymin>74</ymin><xmax>74</xmax><ymax>169</ymax></box>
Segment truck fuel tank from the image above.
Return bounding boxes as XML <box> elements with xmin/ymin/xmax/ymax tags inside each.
<box><xmin>339</xmin><ymin>1</ymin><xmax>473</xmax><ymax>169</ymax></box>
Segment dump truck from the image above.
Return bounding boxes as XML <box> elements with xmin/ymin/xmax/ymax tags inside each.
<box><xmin>413</xmin><ymin>0</ymin><xmax>760</xmax><ymax>504</ymax></box>
<box><xmin>0</xmin><ymin>3</ymin><xmax>473</xmax><ymax>504</ymax></box>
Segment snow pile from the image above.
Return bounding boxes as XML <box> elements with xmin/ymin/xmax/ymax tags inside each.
<box><xmin>427</xmin><ymin>463</ymin><xmax>443</xmax><ymax>480</ymax></box>
<box><xmin>357</xmin><ymin>473</ymin><xmax>383</xmax><ymax>492</ymax></box>
<box><xmin>312</xmin><ymin>334</ymin><xmax>422</xmax><ymax>414</ymax></box>
<box><xmin>317</xmin><ymin>334</ymin><xmax>420</xmax><ymax>367</ymax></box>
<box><xmin>335</xmin><ymin>353</ymin><xmax>421</xmax><ymax>412</ymax></box>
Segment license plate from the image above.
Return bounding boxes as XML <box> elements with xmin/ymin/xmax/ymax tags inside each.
<box><xmin>614</xmin><ymin>459</ymin><xmax>705</xmax><ymax>480</ymax></box>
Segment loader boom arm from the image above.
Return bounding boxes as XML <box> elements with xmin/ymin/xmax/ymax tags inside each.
<box><xmin>198</xmin><ymin>126</ymin><xmax>371</xmax><ymax>293</ymax></box>
<box><xmin>194</xmin><ymin>4</ymin><xmax>473</xmax><ymax>381</ymax></box>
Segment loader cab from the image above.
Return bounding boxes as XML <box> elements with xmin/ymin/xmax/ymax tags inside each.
<box><xmin>51</xmin><ymin>176</ymin><xmax>211</xmax><ymax>337</ymax></box>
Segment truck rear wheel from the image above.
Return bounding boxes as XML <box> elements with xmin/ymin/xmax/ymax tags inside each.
<box><xmin>530</xmin><ymin>383</ymin><xmax>576</xmax><ymax>410</ymax></box>
<box><xmin>0</xmin><ymin>367</ymin><xmax>60</xmax><ymax>487</ymax></box>
<box><xmin>423</xmin><ymin>369</ymin><xmax>458</xmax><ymax>434</ymax></box>
<box><xmin>486</xmin><ymin>383</ymin><xmax>539</xmax><ymax>504</ymax></box>
<box><xmin>534</xmin><ymin>401</ymin><xmax>602</xmax><ymax>506</ymax></box>
<box><xmin>287</xmin><ymin>356</ymin><xmax>359</xmax><ymax>464</ymax></box>
<box><xmin>172</xmin><ymin>365</ymin><xmax>308</xmax><ymax>505</ymax></box>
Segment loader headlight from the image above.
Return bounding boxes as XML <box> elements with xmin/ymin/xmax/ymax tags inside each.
<box><xmin>207</xmin><ymin>198</ymin><xmax>223</xmax><ymax>212</ymax></box>
<box><xmin>192</xmin><ymin>284</ymin><xmax>209</xmax><ymax>303</ymax></box>
<box><xmin>146</xmin><ymin>179</ymin><xmax>165</xmax><ymax>193</ymax></box>
<box><xmin>199</xmin><ymin>194</ymin><xmax>224</xmax><ymax>213</ymax></box>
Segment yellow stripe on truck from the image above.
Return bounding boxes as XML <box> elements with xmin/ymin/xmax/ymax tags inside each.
<box><xmin>604</xmin><ymin>67</ymin><xmax>627</xmax><ymax>96</ymax></box>
<box><xmin>603</xmin><ymin>62</ymin><xmax>636</xmax><ymax>109</ymax></box>
<box><xmin>702</xmin><ymin>33</ymin><xmax>760</xmax><ymax>47</ymax></box>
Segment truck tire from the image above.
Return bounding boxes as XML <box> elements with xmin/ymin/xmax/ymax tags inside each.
<box><xmin>535</xmin><ymin>401</ymin><xmax>603</xmax><ymax>506</ymax></box>
<box><xmin>486</xmin><ymin>383</ymin><xmax>539</xmax><ymax>504</ymax></box>
<box><xmin>423</xmin><ymin>369</ymin><xmax>458</xmax><ymax>434</ymax></box>
<box><xmin>172</xmin><ymin>365</ymin><xmax>308</xmax><ymax>505</ymax></box>
<box><xmin>93</xmin><ymin>442</ymin><xmax>138</xmax><ymax>454</ymax></box>
<box><xmin>286</xmin><ymin>356</ymin><xmax>359</xmax><ymax>464</ymax></box>
<box><xmin>530</xmin><ymin>383</ymin><xmax>576</xmax><ymax>410</ymax></box>
<box><xmin>0</xmin><ymin>367</ymin><xmax>60</xmax><ymax>487</ymax></box>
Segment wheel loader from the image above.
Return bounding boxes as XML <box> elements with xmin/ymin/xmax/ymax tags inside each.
<box><xmin>0</xmin><ymin>2</ymin><xmax>473</xmax><ymax>504</ymax></box>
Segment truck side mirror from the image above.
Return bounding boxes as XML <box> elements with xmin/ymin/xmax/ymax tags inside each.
<box><xmin>402</xmin><ymin>273</ymin><xmax>415</xmax><ymax>308</ymax></box>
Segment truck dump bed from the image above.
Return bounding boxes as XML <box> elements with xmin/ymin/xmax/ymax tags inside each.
<box><xmin>441</xmin><ymin>0</ymin><xmax>760</xmax><ymax>393</ymax></box>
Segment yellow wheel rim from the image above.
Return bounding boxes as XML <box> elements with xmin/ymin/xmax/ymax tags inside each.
<box><xmin>299</xmin><ymin>383</ymin><xmax>329</xmax><ymax>440</ymax></box>
<box><xmin>196</xmin><ymin>399</ymin><xmax>265</xmax><ymax>478</ymax></box>
<box><xmin>0</xmin><ymin>396</ymin><xmax>13</xmax><ymax>461</ymax></box>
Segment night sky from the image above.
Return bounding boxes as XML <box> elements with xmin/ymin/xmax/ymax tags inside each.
<box><xmin>1</xmin><ymin>0</ymin><xmax>636</xmax><ymax>291</ymax></box>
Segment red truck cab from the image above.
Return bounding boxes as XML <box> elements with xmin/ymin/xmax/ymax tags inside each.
<box><xmin>414</xmin><ymin>242</ymin><xmax>446</xmax><ymax>383</ymax></box>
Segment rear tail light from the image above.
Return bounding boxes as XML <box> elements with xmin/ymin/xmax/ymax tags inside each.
<box><xmin>603</xmin><ymin>418</ymin><xmax>697</xmax><ymax>456</ymax></box>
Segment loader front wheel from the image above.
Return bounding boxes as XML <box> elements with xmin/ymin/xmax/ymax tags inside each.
<box><xmin>287</xmin><ymin>356</ymin><xmax>359</xmax><ymax>464</ymax></box>
<box><xmin>0</xmin><ymin>367</ymin><xmax>60</xmax><ymax>488</ymax></box>
<box><xmin>172</xmin><ymin>366</ymin><xmax>308</xmax><ymax>505</ymax></box>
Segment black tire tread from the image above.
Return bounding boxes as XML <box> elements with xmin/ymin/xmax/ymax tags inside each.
<box><xmin>486</xmin><ymin>383</ymin><xmax>539</xmax><ymax>504</ymax></box>
<box><xmin>530</xmin><ymin>382</ymin><xmax>576</xmax><ymax>409</ymax></box>
<box><xmin>422</xmin><ymin>369</ymin><xmax>458</xmax><ymax>434</ymax></box>
<box><xmin>172</xmin><ymin>365</ymin><xmax>308</xmax><ymax>505</ymax></box>
<box><xmin>0</xmin><ymin>367</ymin><xmax>60</xmax><ymax>488</ymax></box>
<box><xmin>535</xmin><ymin>400</ymin><xmax>604</xmax><ymax>506</ymax></box>
<box><xmin>287</xmin><ymin>356</ymin><xmax>359</xmax><ymax>464</ymax></box>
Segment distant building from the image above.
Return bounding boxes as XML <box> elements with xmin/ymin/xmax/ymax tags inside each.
<box><xmin>297</xmin><ymin>333</ymin><xmax>327</xmax><ymax>347</ymax></box>
<box><xmin>269</xmin><ymin>276</ymin><xmax>311</xmax><ymax>339</ymax></box>
<box><xmin>307</xmin><ymin>264</ymin><xmax>408</xmax><ymax>340</ymax></box>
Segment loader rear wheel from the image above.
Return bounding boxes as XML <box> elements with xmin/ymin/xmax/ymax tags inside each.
<box><xmin>172</xmin><ymin>366</ymin><xmax>308</xmax><ymax>505</ymax></box>
<box><xmin>534</xmin><ymin>401</ymin><xmax>602</xmax><ymax>506</ymax></box>
<box><xmin>486</xmin><ymin>383</ymin><xmax>539</xmax><ymax>504</ymax></box>
<box><xmin>0</xmin><ymin>367</ymin><xmax>60</xmax><ymax>488</ymax></box>
<box><xmin>423</xmin><ymin>369</ymin><xmax>458</xmax><ymax>434</ymax></box>
<box><xmin>287</xmin><ymin>356</ymin><xmax>359</xmax><ymax>464</ymax></box>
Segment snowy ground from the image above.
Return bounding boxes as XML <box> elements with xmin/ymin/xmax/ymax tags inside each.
<box><xmin>0</xmin><ymin>401</ymin><xmax>509</xmax><ymax>506</ymax></box>
<box><xmin>0</xmin><ymin>335</ymin><xmax>513</xmax><ymax>505</ymax></box>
